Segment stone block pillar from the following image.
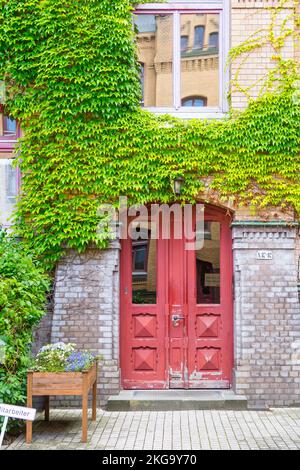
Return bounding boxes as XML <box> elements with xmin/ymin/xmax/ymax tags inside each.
<box><xmin>232</xmin><ymin>223</ymin><xmax>300</xmax><ymax>409</ymax></box>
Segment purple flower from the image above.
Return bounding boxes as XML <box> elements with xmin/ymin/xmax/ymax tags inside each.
<box><xmin>65</xmin><ymin>350</ymin><xmax>95</xmax><ymax>372</ymax></box>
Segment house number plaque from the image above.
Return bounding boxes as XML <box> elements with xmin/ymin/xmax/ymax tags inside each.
<box><xmin>256</xmin><ymin>251</ymin><xmax>273</xmax><ymax>260</ymax></box>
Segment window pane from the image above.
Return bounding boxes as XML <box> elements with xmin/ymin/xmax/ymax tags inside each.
<box><xmin>132</xmin><ymin>228</ymin><xmax>157</xmax><ymax>304</ymax></box>
<box><xmin>134</xmin><ymin>246</ymin><xmax>147</xmax><ymax>271</ymax></box>
<box><xmin>181</xmin><ymin>35</ymin><xmax>189</xmax><ymax>52</ymax></box>
<box><xmin>194</xmin><ymin>26</ymin><xmax>204</xmax><ymax>49</ymax></box>
<box><xmin>181</xmin><ymin>14</ymin><xmax>220</xmax><ymax>108</ymax></box>
<box><xmin>209</xmin><ymin>32</ymin><xmax>219</xmax><ymax>49</ymax></box>
<box><xmin>182</xmin><ymin>98</ymin><xmax>193</xmax><ymax>107</ymax></box>
<box><xmin>6</xmin><ymin>163</ymin><xmax>17</xmax><ymax>202</ymax></box>
<box><xmin>135</xmin><ymin>14</ymin><xmax>173</xmax><ymax>107</ymax></box>
<box><xmin>196</xmin><ymin>222</ymin><xmax>220</xmax><ymax>304</ymax></box>
<box><xmin>3</xmin><ymin>116</ymin><xmax>17</xmax><ymax>134</ymax></box>
<box><xmin>182</xmin><ymin>96</ymin><xmax>207</xmax><ymax>107</ymax></box>
<box><xmin>0</xmin><ymin>159</ymin><xmax>17</xmax><ymax>228</ymax></box>
<box><xmin>139</xmin><ymin>63</ymin><xmax>145</xmax><ymax>106</ymax></box>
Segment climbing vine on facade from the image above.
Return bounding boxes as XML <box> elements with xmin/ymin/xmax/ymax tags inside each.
<box><xmin>0</xmin><ymin>0</ymin><xmax>299</xmax><ymax>267</ymax></box>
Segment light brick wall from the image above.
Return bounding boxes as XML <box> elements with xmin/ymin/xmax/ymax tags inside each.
<box><xmin>32</xmin><ymin>292</ymin><xmax>54</xmax><ymax>356</ymax></box>
<box><xmin>49</xmin><ymin>243</ymin><xmax>121</xmax><ymax>407</ymax></box>
<box><xmin>231</xmin><ymin>0</ymin><xmax>300</xmax><ymax>407</ymax></box>
<box><xmin>296</xmin><ymin>0</ymin><xmax>300</xmax><ymax>63</ymax></box>
<box><xmin>296</xmin><ymin>232</ymin><xmax>300</xmax><ymax>299</ymax></box>
<box><xmin>232</xmin><ymin>224</ymin><xmax>300</xmax><ymax>408</ymax></box>
<box><xmin>231</xmin><ymin>0</ymin><xmax>296</xmax><ymax>109</ymax></box>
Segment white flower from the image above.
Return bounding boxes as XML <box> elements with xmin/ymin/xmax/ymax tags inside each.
<box><xmin>39</xmin><ymin>342</ymin><xmax>76</xmax><ymax>354</ymax></box>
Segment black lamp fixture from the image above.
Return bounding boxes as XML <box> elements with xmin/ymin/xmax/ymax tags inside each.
<box><xmin>173</xmin><ymin>176</ymin><xmax>185</xmax><ymax>197</ymax></box>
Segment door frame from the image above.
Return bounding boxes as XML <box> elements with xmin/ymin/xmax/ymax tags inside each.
<box><xmin>120</xmin><ymin>204</ymin><xmax>234</xmax><ymax>390</ymax></box>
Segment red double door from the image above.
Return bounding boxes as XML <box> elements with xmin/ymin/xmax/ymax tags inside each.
<box><xmin>120</xmin><ymin>206</ymin><xmax>233</xmax><ymax>389</ymax></box>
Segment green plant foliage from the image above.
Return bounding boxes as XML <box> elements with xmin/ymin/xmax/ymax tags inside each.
<box><xmin>32</xmin><ymin>342</ymin><xmax>99</xmax><ymax>373</ymax></box>
<box><xmin>229</xmin><ymin>0</ymin><xmax>300</xmax><ymax>99</ymax></box>
<box><xmin>32</xmin><ymin>343</ymin><xmax>76</xmax><ymax>373</ymax></box>
<box><xmin>0</xmin><ymin>0</ymin><xmax>299</xmax><ymax>268</ymax></box>
<box><xmin>0</xmin><ymin>231</ymin><xmax>49</xmax><ymax>430</ymax></box>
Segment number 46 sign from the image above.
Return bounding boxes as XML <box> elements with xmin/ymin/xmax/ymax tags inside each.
<box><xmin>0</xmin><ymin>404</ymin><xmax>36</xmax><ymax>448</ymax></box>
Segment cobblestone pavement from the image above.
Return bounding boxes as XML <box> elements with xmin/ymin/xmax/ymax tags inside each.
<box><xmin>7</xmin><ymin>408</ymin><xmax>300</xmax><ymax>450</ymax></box>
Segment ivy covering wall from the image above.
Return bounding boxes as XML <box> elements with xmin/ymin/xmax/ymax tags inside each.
<box><xmin>0</xmin><ymin>0</ymin><xmax>299</xmax><ymax>267</ymax></box>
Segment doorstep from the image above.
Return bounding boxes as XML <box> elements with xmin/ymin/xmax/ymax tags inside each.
<box><xmin>107</xmin><ymin>390</ymin><xmax>248</xmax><ymax>412</ymax></box>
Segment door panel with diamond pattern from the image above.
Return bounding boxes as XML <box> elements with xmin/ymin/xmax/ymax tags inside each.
<box><xmin>187</xmin><ymin>208</ymin><xmax>233</xmax><ymax>388</ymax></box>
<box><xmin>121</xmin><ymin>228</ymin><xmax>167</xmax><ymax>389</ymax></box>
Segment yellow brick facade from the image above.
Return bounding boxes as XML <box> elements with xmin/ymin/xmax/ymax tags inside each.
<box><xmin>231</xmin><ymin>0</ymin><xmax>298</xmax><ymax>109</ymax></box>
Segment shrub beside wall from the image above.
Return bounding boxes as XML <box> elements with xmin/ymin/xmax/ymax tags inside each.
<box><xmin>0</xmin><ymin>232</ymin><xmax>49</xmax><ymax>431</ymax></box>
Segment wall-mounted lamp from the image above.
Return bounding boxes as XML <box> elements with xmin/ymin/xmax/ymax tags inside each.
<box><xmin>173</xmin><ymin>176</ymin><xmax>185</xmax><ymax>197</ymax></box>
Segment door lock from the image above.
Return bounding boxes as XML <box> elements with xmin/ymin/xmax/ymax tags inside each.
<box><xmin>172</xmin><ymin>314</ymin><xmax>185</xmax><ymax>326</ymax></box>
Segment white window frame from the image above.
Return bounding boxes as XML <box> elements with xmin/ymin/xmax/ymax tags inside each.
<box><xmin>136</xmin><ymin>1</ymin><xmax>230</xmax><ymax>119</ymax></box>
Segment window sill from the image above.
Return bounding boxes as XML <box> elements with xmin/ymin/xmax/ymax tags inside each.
<box><xmin>144</xmin><ymin>108</ymin><xmax>228</xmax><ymax>120</ymax></box>
<box><xmin>0</xmin><ymin>137</ymin><xmax>17</xmax><ymax>152</ymax></box>
<box><xmin>0</xmin><ymin>134</ymin><xmax>17</xmax><ymax>140</ymax></box>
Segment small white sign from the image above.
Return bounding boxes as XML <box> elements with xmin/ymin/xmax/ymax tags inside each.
<box><xmin>0</xmin><ymin>404</ymin><xmax>36</xmax><ymax>448</ymax></box>
<box><xmin>257</xmin><ymin>251</ymin><xmax>273</xmax><ymax>260</ymax></box>
<box><xmin>0</xmin><ymin>404</ymin><xmax>36</xmax><ymax>421</ymax></box>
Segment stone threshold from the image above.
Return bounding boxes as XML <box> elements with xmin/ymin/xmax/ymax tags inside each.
<box><xmin>107</xmin><ymin>390</ymin><xmax>248</xmax><ymax>411</ymax></box>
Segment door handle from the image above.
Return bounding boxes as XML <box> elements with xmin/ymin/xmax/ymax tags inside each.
<box><xmin>172</xmin><ymin>314</ymin><xmax>185</xmax><ymax>326</ymax></box>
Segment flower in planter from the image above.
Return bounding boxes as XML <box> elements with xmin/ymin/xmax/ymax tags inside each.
<box><xmin>39</xmin><ymin>342</ymin><xmax>75</xmax><ymax>354</ymax></box>
<box><xmin>32</xmin><ymin>342</ymin><xmax>99</xmax><ymax>372</ymax></box>
<box><xmin>65</xmin><ymin>351</ymin><xmax>97</xmax><ymax>372</ymax></box>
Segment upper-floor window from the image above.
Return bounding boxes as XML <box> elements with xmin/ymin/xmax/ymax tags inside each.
<box><xmin>4</xmin><ymin>116</ymin><xmax>16</xmax><ymax>135</ymax></box>
<box><xmin>134</xmin><ymin>1</ymin><xmax>229</xmax><ymax>117</ymax></box>
<box><xmin>181</xmin><ymin>35</ymin><xmax>189</xmax><ymax>52</ymax></box>
<box><xmin>0</xmin><ymin>112</ymin><xmax>17</xmax><ymax>137</ymax></box>
<box><xmin>209</xmin><ymin>32</ymin><xmax>219</xmax><ymax>49</ymax></box>
<box><xmin>194</xmin><ymin>26</ymin><xmax>205</xmax><ymax>49</ymax></box>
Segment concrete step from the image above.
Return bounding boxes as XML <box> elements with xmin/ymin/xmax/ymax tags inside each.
<box><xmin>107</xmin><ymin>390</ymin><xmax>248</xmax><ymax>412</ymax></box>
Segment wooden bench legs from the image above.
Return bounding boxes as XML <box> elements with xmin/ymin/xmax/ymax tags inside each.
<box><xmin>81</xmin><ymin>371</ymin><xmax>97</xmax><ymax>442</ymax></box>
<box><xmin>92</xmin><ymin>379</ymin><xmax>97</xmax><ymax>422</ymax></box>
<box><xmin>26</xmin><ymin>372</ymin><xmax>33</xmax><ymax>444</ymax></box>
<box><xmin>45</xmin><ymin>396</ymin><xmax>50</xmax><ymax>422</ymax></box>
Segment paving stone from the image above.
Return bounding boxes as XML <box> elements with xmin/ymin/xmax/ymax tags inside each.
<box><xmin>4</xmin><ymin>408</ymin><xmax>300</xmax><ymax>451</ymax></box>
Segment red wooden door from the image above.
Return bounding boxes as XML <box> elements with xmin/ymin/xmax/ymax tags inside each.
<box><xmin>120</xmin><ymin>206</ymin><xmax>233</xmax><ymax>389</ymax></box>
<box><xmin>120</xmin><ymin>221</ymin><xmax>168</xmax><ymax>389</ymax></box>
<box><xmin>186</xmin><ymin>207</ymin><xmax>233</xmax><ymax>388</ymax></box>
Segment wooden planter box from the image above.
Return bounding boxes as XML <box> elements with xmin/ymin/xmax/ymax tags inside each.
<box><xmin>26</xmin><ymin>361</ymin><xmax>98</xmax><ymax>444</ymax></box>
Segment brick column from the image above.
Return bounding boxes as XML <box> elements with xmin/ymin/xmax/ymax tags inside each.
<box><xmin>232</xmin><ymin>223</ymin><xmax>300</xmax><ymax>409</ymax></box>
<box><xmin>51</xmin><ymin>240</ymin><xmax>121</xmax><ymax>407</ymax></box>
